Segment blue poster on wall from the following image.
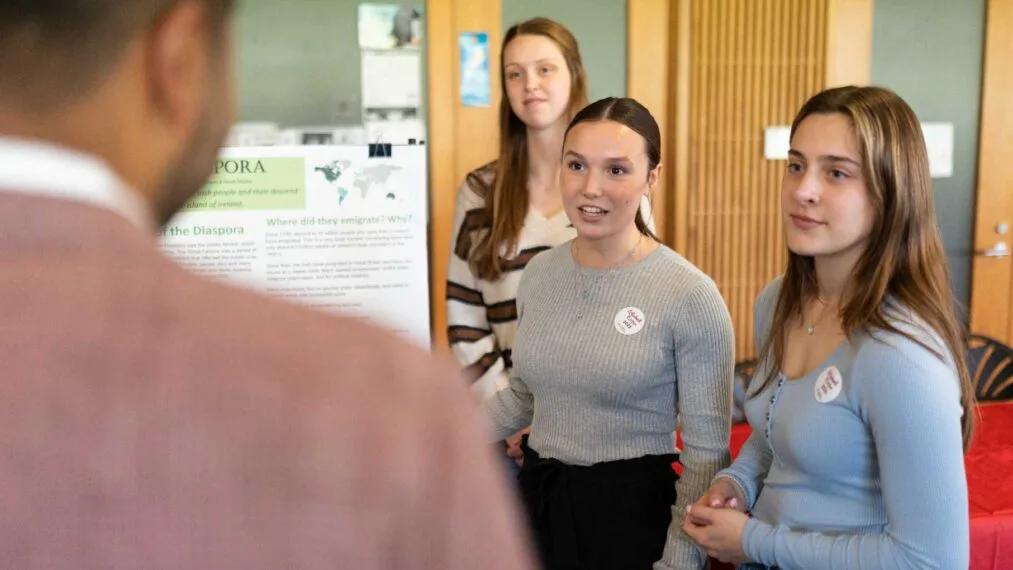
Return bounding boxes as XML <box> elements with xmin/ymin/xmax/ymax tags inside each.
<box><xmin>459</xmin><ymin>32</ymin><xmax>491</xmax><ymax>107</ymax></box>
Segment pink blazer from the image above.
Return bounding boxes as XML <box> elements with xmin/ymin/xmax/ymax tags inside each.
<box><xmin>0</xmin><ymin>192</ymin><xmax>535</xmax><ymax>570</ymax></box>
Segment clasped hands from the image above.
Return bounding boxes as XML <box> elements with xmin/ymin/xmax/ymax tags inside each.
<box><xmin>502</xmin><ymin>434</ymin><xmax>752</xmax><ymax>564</ymax></box>
<box><xmin>681</xmin><ymin>478</ymin><xmax>751</xmax><ymax>565</ymax></box>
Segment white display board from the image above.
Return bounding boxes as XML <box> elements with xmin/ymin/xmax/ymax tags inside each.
<box><xmin>159</xmin><ymin>144</ymin><xmax>431</xmax><ymax>348</ymax></box>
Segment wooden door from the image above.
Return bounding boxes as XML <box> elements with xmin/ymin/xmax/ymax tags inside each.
<box><xmin>427</xmin><ymin>0</ymin><xmax>502</xmax><ymax>351</ymax></box>
<box><xmin>969</xmin><ymin>0</ymin><xmax>1013</xmax><ymax>343</ymax></box>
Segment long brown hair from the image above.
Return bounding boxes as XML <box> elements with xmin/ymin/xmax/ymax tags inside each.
<box><xmin>469</xmin><ymin>17</ymin><xmax>589</xmax><ymax>281</ymax></box>
<box><xmin>757</xmin><ymin>85</ymin><xmax>976</xmax><ymax>450</ymax></box>
<box><xmin>564</xmin><ymin>96</ymin><xmax>660</xmax><ymax>242</ymax></box>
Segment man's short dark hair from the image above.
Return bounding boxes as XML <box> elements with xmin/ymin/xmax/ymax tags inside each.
<box><xmin>0</xmin><ymin>0</ymin><xmax>234</xmax><ymax>110</ymax></box>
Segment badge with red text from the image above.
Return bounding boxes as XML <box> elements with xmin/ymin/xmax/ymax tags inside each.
<box><xmin>614</xmin><ymin>307</ymin><xmax>646</xmax><ymax>335</ymax></box>
<box><xmin>814</xmin><ymin>366</ymin><xmax>843</xmax><ymax>403</ymax></box>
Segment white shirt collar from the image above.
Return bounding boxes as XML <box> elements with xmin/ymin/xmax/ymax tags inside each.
<box><xmin>0</xmin><ymin>136</ymin><xmax>155</xmax><ymax>232</ymax></box>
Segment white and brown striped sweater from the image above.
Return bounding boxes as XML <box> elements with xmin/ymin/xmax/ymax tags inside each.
<box><xmin>446</xmin><ymin>162</ymin><xmax>655</xmax><ymax>396</ymax></box>
<box><xmin>446</xmin><ymin>163</ymin><xmax>576</xmax><ymax>397</ymax></box>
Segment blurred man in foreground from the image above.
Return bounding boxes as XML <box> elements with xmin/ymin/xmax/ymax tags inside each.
<box><xmin>0</xmin><ymin>2</ymin><xmax>535</xmax><ymax>568</ymax></box>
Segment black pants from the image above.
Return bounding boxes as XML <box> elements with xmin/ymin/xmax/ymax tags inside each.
<box><xmin>517</xmin><ymin>436</ymin><xmax>678</xmax><ymax>570</ymax></box>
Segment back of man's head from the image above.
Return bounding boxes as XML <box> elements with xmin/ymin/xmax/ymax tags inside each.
<box><xmin>0</xmin><ymin>0</ymin><xmax>237</xmax><ymax>225</ymax></box>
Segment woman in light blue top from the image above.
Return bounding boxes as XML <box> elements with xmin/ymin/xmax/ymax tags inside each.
<box><xmin>681</xmin><ymin>85</ymin><xmax>976</xmax><ymax>569</ymax></box>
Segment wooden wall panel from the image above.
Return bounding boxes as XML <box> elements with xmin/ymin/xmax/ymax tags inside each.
<box><xmin>427</xmin><ymin>0</ymin><xmax>455</xmax><ymax>352</ymax></box>
<box><xmin>671</xmin><ymin>0</ymin><xmax>693</xmax><ymax>255</ymax></box>
<box><xmin>678</xmin><ymin>0</ymin><xmax>829</xmax><ymax>359</ymax></box>
<box><xmin>427</xmin><ymin>0</ymin><xmax>501</xmax><ymax>352</ymax></box>
<box><xmin>825</xmin><ymin>0</ymin><xmax>874</xmax><ymax>88</ymax></box>
<box><xmin>627</xmin><ymin>0</ymin><xmax>671</xmax><ymax>242</ymax></box>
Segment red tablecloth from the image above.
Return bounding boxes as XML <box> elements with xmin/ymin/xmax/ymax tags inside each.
<box><xmin>698</xmin><ymin>402</ymin><xmax>1013</xmax><ymax>569</ymax></box>
<box><xmin>967</xmin><ymin>402</ymin><xmax>1013</xmax><ymax>570</ymax></box>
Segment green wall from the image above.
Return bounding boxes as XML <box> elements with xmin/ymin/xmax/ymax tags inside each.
<box><xmin>870</xmin><ymin>0</ymin><xmax>986</xmax><ymax>309</ymax></box>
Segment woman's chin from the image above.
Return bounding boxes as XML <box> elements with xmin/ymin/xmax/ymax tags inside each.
<box><xmin>785</xmin><ymin>236</ymin><xmax>825</xmax><ymax>257</ymax></box>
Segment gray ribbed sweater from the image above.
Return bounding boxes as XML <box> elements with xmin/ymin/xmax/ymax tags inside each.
<box><xmin>484</xmin><ymin>242</ymin><xmax>735</xmax><ymax>570</ymax></box>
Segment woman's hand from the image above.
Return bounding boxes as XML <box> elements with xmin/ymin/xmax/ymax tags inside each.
<box><xmin>693</xmin><ymin>477</ymin><xmax>746</xmax><ymax>512</ymax></box>
<box><xmin>681</xmin><ymin>504</ymin><xmax>750</xmax><ymax>565</ymax></box>
<box><xmin>505</xmin><ymin>427</ymin><xmax>530</xmax><ymax>467</ymax></box>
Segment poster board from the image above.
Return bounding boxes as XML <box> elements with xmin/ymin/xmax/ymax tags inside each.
<box><xmin>158</xmin><ymin>144</ymin><xmax>431</xmax><ymax>348</ymax></box>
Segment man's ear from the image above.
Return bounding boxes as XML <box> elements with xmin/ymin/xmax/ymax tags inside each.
<box><xmin>144</xmin><ymin>1</ymin><xmax>208</xmax><ymax>133</ymax></box>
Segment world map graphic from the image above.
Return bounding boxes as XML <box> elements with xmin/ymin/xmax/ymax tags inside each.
<box><xmin>313</xmin><ymin>160</ymin><xmax>402</xmax><ymax>204</ymax></box>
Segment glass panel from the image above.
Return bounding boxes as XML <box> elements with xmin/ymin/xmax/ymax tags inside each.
<box><xmin>229</xmin><ymin>1</ymin><xmax>427</xmax><ymax>147</ymax></box>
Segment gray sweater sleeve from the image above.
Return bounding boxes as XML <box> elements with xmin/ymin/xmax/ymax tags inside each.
<box><xmin>713</xmin><ymin>430</ymin><xmax>771</xmax><ymax>510</ymax></box>
<box><xmin>483</xmin><ymin>269</ymin><xmax>536</xmax><ymax>440</ymax></box>
<box><xmin>655</xmin><ymin>280</ymin><xmax>735</xmax><ymax>570</ymax></box>
<box><xmin>712</xmin><ymin>282</ymin><xmax>778</xmax><ymax>507</ymax></box>
<box><xmin>483</xmin><ymin>377</ymin><xmax>534</xmax><ymax>441</ymax></box>
<box><xmin>742</xmin><ymin>340</ymin><xmax>970</xmax><ymax>569</ymax></box>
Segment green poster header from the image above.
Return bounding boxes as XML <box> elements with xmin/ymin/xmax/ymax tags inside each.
<box><xmin>182</xmin><ymin>157</ymin><xmax>306</xmax><ymax>212</ymax></box>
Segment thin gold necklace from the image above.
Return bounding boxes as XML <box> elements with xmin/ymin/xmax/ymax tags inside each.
<box><xmin>571</xmin><ymin>235</ymin><xmax>644</xmax><ymax>320</ymax></box>
<box><xmin>572</xmin><ymin>234</ymin><xmax>644</xmax><ymax>269</ymax></box>
<box><xmin>805</xmin><ymin>296</ymin><xmax>830</xmax><ymax>335</ymax></box>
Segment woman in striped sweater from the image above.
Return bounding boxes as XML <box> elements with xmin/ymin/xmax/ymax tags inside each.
<box><xmin>445</xmin><ymin>17</ymin><xmax>589</xmax><ymax>466</ymax></box>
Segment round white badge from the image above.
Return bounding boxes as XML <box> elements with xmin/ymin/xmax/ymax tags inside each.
<box><xmin>614</xmin><ymin>307</ymin><xmax>646</xmax><ymax>335</ymax></box>
<box><xmin>814</xmin><ymin>366</ymin><xmax>843</xmax><ymax>403</ymax></box>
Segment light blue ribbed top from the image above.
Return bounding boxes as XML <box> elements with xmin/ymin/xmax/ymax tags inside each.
<box><xmin>719</xmin><ymin>277</ymin><xmax>969</xmax><ymax>569</ymax></box>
